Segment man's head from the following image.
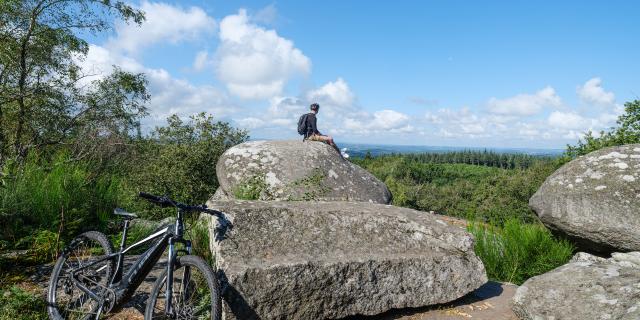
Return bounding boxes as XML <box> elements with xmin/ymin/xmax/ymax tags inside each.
<box><xmin>310</xmin><ymin>103</ymin><xmax>320</xmax><ymax>113</ymax></box>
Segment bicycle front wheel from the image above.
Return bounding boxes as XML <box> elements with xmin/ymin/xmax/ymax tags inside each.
<box><xmin>47</xmin><ymin>231</ymin><xmax>115</xmax><ymax>320</ymax></box>
<box><xmin>145</xmin><ymin>255</ymin><xmax>221</xmax><ymax>320</ymax></box>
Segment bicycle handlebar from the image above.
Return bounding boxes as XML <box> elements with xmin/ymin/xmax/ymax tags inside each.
<box><xmin>138</xmin><ymin>192</ymin><xmax>223</xmax><ymax>216</ymax></box>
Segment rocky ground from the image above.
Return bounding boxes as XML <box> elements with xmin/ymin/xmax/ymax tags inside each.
<box><xmin>18</xmin><ymin>256</ymin><xmax>516</xmax><ymax>320</ymax></box>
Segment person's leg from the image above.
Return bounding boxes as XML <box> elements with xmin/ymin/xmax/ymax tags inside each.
<box><xmin>309</xmin><ymin>134</ymin><xmax>343</xmax><ymax>156</ymax></box>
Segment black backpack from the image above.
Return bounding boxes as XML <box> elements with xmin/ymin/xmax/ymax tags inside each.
<box><xmin>297</xmin><ymin>113</ymin><xmax>309</xmax><ymax>135</ymax></box>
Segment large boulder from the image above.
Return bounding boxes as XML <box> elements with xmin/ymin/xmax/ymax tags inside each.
<box><xmin>529</xmin><ymin>144</ymin><xmax>640</xmax><ymax>253</ymax></box>
<box><xmin>512</xmin><ymin>252</ymin><xmax>640</xmax><ymax>320</ymax></box>
<box><xmin>206</xmin><ymin>200</ymin><xmax>487</xmax><ymax>320</ymax></box>
<box><xmin>215</xmin><ymin>140</ymin><xmax>392</xmax><ymax>204</ymax></box>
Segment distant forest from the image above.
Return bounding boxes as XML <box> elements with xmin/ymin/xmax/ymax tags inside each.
<box><xmin>359</xmin><ymin>150</ymin><xmax>554</xmax><ymax>170</ymax></box>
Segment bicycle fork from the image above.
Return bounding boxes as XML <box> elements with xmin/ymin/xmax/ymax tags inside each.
<box><xmin>165</xmin><ymin>238</ymin><xmax>193</xmax><ymax>315</ymax></box>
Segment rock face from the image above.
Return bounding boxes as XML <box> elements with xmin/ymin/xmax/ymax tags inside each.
<box><xmin>215</xmin><ymin>140</ymin><xmax>392</xmax><ymax>204</ymax></box>
<box><xmin>512</xmin><ymin>252</ymin><xmax>640</xmax><ymax>320</ymax></box>
<box><xmin>206</xmin><ymin>200</ymin><xmax>487</xmax><ymax>320</ymax></box>
<box><xmin>529</xmin><ymin>144</ymin><xmax>640</xmax><ymax>253</ymax></box>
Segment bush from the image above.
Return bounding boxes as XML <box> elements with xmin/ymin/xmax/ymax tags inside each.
<box><xmin>0</xmin><ymin>152</ymin><xmax>125</xmax><ymax>260</ymax></box>
<box><xmin>566</xmin><ymin>100</ymin><xmax>640</xmax><ymax>158</ymax></box>
<box><xmin>128</xmin><ymin>113</ymin><xmax>248</xmax><ymax>218</ymax></box>
<box><xmin>468</xmin><ymin>219</ymin><xmax>574</xmax><ymax>284</ymax></box>
<box><xmin>0</xmin><ymin>286</ymin><xmax>48</xmax><ymax>320</ymax></box>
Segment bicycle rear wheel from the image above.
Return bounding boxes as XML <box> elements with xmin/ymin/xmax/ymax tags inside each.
<box><xmin>47</xmin><ymin>231</ymin><xmax>115</xmax><ymax>320</ymax></box>
<box><xmin>145</xmin><ymin>255</ymin><xmax>221</xmax><ymax>320</ymax></box>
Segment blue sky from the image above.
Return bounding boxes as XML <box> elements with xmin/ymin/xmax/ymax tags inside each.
<box><xmin>81</xmin><ymin>1</ymin><xmax>639</xmax><ymax>148</ymax></box>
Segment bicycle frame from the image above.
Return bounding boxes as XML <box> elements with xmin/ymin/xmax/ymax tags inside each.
<box><xmin>67</xmin><ymin>211</ymin><xmax>191</xmax><ymax>316</ymax></box>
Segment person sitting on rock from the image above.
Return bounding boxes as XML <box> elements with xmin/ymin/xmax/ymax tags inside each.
<box><xmin>303</xmin><ymin>103</ymin><xmax>348</xmax><ymax>158</ymax></box>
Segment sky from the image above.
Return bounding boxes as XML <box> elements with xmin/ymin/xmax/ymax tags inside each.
<box><xmin>78</xmin><ymin>0</ymin><xmax>640</xmax><ymax>149</ymax></box>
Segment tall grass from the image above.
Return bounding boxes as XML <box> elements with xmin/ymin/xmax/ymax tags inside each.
<box><xmin>0</xmin><ymin>153</ymin><xmax>126</xmax><ymax>261</ymax></box>
<box><xmin>468</xmin><ymin>219</ymin><xmax>574</xmax><ymax>284</ymax></box>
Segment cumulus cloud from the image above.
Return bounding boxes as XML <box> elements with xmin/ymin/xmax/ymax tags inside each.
<box><xmin>547</xmin><ymin>111</ymin><xmax>589</xmax><ymax>130</ymax></box>
<box><xmin>306</xmin><ymin>78</ymin><xmax>356</xmax><ymax>118</ymax></box>
<box><xmin>487</xmin><ymin>86</ymin><xmax>562</xmax><ymax>116</ymax></box>
<box><xmin>79</xmin><ymin>43</ymin><xmax>235</xmax><ymax>124</ymax></box>
<box><xmin>108</xmin><ymin>1</ymin><xmax>216</xmax><ymax>54</ymax></box>
<box><xmin>215</xmin><ymin>9</ymin><xmax>311</xmax><ymax>99</ymax></box>
<box><xmin>577</xmin><ymin>77</ymin><xmax>615</xmax><ymax>105</ymax></box>
<box><xmin>344</xmin><ymin>110</ymin><xmax>413</xmax><ymax>133</ymax></box>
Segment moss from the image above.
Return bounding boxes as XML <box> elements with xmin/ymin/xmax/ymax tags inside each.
<box><xmin>287</xmin><ymin>168</ymin><xmax>330</xmax><ymax>201</ymax></box>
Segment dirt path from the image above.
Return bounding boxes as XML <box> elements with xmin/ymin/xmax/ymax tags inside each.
<box><xmin>25</xmin><ymin>256</ymin><xmax>165</xmax><ymax>319</ymax></box>
<box><xmin>356</xmin><ymin>281</ymin><xmax>519</xmax><ymax>320</ymax></box>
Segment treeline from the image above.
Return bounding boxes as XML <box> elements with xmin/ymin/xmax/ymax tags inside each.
<box><xmin>362</xmin><ymin>150</ymin><xmax>553</xmax><ymax>169</ymax></box>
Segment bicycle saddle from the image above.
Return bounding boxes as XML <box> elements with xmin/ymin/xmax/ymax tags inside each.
<box><xmin>113</xmin><ymin>208</ymin><xmax>138</xmax><ymax>219</ymax></box>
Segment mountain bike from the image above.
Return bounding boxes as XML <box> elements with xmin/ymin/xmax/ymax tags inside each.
<box><xmin>47</xmin><ymin>192</ymin><xmax>225</xmax><ymax>320</ymax></box>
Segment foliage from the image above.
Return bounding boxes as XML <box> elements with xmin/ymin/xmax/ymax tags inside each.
<box><xmin>468</xmin><ymin>219</ymin><xmax>574</xmax><ymax>284</ymax></box>
<box><xmin>353</xmin><ymin>155</ymin><xmax>560</xmax><ymax>224</ymax></box>
<box><xmin>190</xmin><ymin>217</ymin><xmax>213</xmax><ymax>265</ymax></box>
<box><xmin>288</xmin><ymin>168</ymin><xmax>330</xmax><ymax>201</ymax></box>
<box><xmin>0</xmin><ymin>0</ymin><xmax>148</xmax><ymax>166</ymax></box>
<box><xmin>129</xmin><ymin>113</ymin><xmax>248</xmax><ymax>215</ymax></box>
<box><xmin>0</xmin><ymin>286</ymin><xmax>48</xmax><ymax>320</ymax></box>
<box><xmin>0</xmin><ymin>152</ymin><xmax>125</xmax><ymax>254</ymax></box>
<box><xmin>366</xmin><ymin>150</ymin><xmax>553</xmax><ymax>169</ymax></box>
<box><xmin>566</xmin><ymin>100</ymin><xmax>640</xmax><ymax>158</ymax></box>
<box><xmin>233</xmin><ymin>172</ymin><xmax>270</xmax><ymax>200</ymax></box>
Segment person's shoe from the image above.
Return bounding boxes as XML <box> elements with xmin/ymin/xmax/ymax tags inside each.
<box><xmin>340</xmin><ymin>148</ymin><xmax>350</xmax><ymax>159</ymax></box>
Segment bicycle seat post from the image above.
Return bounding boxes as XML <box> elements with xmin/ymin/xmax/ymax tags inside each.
<box><xmin>120</xmin><ymin>219</ymin><xmax>130</xmax><ymax>251</ymax></box>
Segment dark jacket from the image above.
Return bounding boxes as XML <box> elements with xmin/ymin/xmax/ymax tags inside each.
<box><xmin>305</xmin><ymin>112</ymin><xmax>321</xmax><ymax>138</ymax></box>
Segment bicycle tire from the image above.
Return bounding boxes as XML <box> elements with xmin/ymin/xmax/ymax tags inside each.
<box><xmin>144</xmin><ymin>255</ymin><xmax>221</xmax><ymax>320</ymax></box>
<box><xmin>47</xmin><ymin>231</ymin><xmax>115</xmax><ymax>320</ymax></box>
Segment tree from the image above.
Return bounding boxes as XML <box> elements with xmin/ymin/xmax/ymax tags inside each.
<box><xmin>130</xmin><ymin>113</ymin><xmax>249</xmax><ymax>207</ymax></box>
<box><xmin>0</xmin><ymin>0</ymin><xmax>147</xmax><ymax>166</ymax></box>
<box><xmin>566</xmin><ymin>100</ymin><xmax>640</xmax><ymax>158</ymax></box>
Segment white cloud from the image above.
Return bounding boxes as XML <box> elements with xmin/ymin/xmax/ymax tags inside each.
<box><xmin>487</xmin><ymin>86</ymin><xmax>562</xmax><ymax>116</ymax></box>
<box><xmin>306</xmin><ymin>78</ymin><xmax>356</xmax><ymax>118</ymax></box>
<box><xmin>108</xmin><ymin>1</ymin><xmax>216</xmax><ymax>54</ymax></box>
<box><xmin>193</xmin><ymin>50</ymin><xmax>210</xmax><ymax>71</ymax></box>
<box><xmin>577</xmin><ymin>77</ymin><xmax>615</xmax><ymax>105</ymax></box>
<box><xmin>235</xmin><ymin>117</ymin><xmax>265</xmax><ymax>129</ymax></box>
<box><xmin>344</xmin><ymin>109</ymin><xmax>413</xmax><ymax>134</ymax></box>
<box><xmin>215</xmin><ymin>9</ymin><xmax>311</xmax><ymax>99</ymax></box>
<box><xmin>79</xmin><ymin>44</ymin><xmax>235</xmax><ymax>124</ymax></box>
<box><xmin>547</xmin><ymin>111</ymin><xmax>589</xmax><ymax>130</ymax></box>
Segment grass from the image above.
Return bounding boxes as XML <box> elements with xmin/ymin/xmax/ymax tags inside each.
<box><xmin>1</xmin><ymin>153</ymin><xmax>126</xmax><ymax>260</ymax></box>
<box><xmin>468</xmin><ymin>219</ymin><xmax>574</xmax><ymax>285</ymax></box>
<box><xmin>0</xmin><ymin>286</ymin><xmax>48</xmax><ymax>320</ymax></box>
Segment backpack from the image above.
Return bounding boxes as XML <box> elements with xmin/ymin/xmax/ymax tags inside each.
<box><xmin>297</xmin><ymin>113</ymin><xmax>309</xmax><ymax>135</ymax></box>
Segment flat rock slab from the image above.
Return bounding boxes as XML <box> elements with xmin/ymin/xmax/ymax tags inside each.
<box><xmin>206</xmin><ymin>200</ymin><xmax>487</xmax><ymax>320</ymax></box>
<box><xmin>352</xmin><ymin>281</ymin><xmax>518</xmax><ymax>320</ymax></box>
<box><xmin>215</xmin><ymin>140</ymin><xmax>392</xmax><ymax>203</ymax></box>
<box><xmin>529</xmin><ymin>144</ymin><xmax>640</xmax><ymax>253</ymax></box>
<box><xmin>512</xmin><ymin>252</ymin><xmax>640</xmax><ymax>320</ymax></box>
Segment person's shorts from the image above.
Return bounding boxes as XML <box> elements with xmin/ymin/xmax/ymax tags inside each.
<box><xmin>307</xmin><ymin>134</ymin><xmax>330</xmax><ymax>142</ymax></box>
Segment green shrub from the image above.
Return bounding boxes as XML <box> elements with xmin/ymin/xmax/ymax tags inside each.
<box><xmin>129</xmin><ymin>113</ymin><xmax>248</xmax><ymax>215</ymax></box>
<box><xmin>233</xmin><ymin>173</ymin><xmax>270</xmax><ymax>200</ymax></box>
<box><xmin>566</xmin><ymin>100</ymin><xmax>640</xmax><ymax>158</ymax></box>
<box><xmin>0</xmin><ymin>153</ymin><xmax>125</xmax><ymax>259</ymax></box>
<box><xmin>0</xmin><ymin>286</ymin><xmax>48</xmax><ymax>320</ymax></box>
<box><xmin>190</xmin><ymin>217</ymin><xmax>213</xmax><ymax>265</ymax></box>
<box><xmin>468</xmin><ymin>219</ymin><xmax>574</xmax><ymax>285</ymax></box>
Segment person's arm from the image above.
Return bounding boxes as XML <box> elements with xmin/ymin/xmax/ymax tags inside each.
<box><xmin>310</xmin><ymin>113</ymin><xmax>320</xmax><ymax>135</ymax></box>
